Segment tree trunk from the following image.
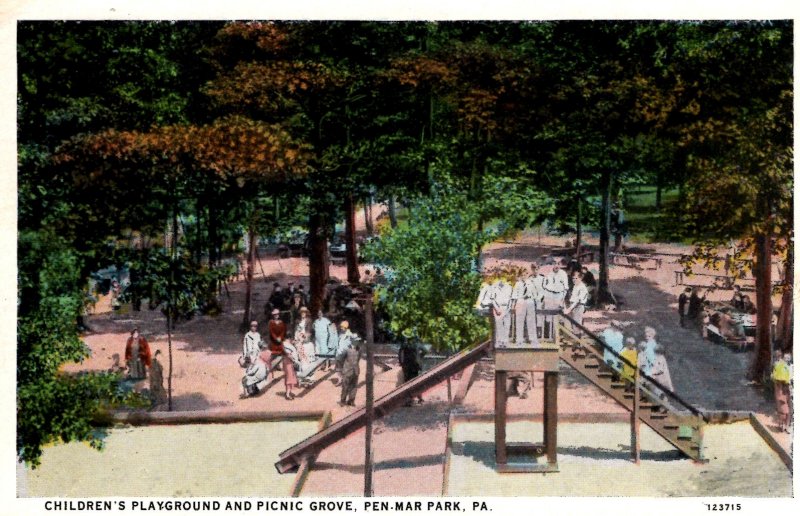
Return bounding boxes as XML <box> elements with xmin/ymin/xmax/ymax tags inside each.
<box><xmin>596</xmin><ymin>170</ymin><xmax>617</xmax><ymax>306</ymax></box>
<box><xmin>166</xmin><ymin>311</ymin><xmax>173</xmax><ymax>412</ymax></box>
<box><xmin>345</xmin><ymin>194</ymin><xmax>360</xmax><ymax>285</ymax></box>
<box><xmin>363</xmin><ymin>295</ymin><xmax>375</xmax><ymax>497</ymax></box>
<box><xmin>207</xmin><ymin>204</ymin><xmax>218</xmax><ymax>266</ymax></box>
<box><xmin>776</xmin><ymin>243</ymin><xmax>793</xmax><ymax>353</ymax></box>
<box><xmin>308</xmin><ymin>211</ymin><xmax>330</xmax><ymax>316</ymax></box>
<box><xmin>388</xmin><ymin>196</ymin><xmax>398</xmax><ymax>228</ymax></box>
<box><xmin>241</xmin><ymin>222</ymin><xmax>256</xmax><ymax>331</ymax></box>
<box><xmin>364</xmin><ymin>197</ymin><xmax>374</xmax><ymax>236</ymax></box>
<box><xmin>655</xmin><ymin>173</ymin><xmax>663</xmax><ymax>212</ymax></box>
<box><xmin>575</xmin><ymin>196</ymin><xmax>583</xmax><ymax>259</ymax></box>
<box><xmin>748</xmin><ymin>232</ymin><xmax>773</xmax><ymax>382</ymax></box>
<box><xmin>167</xmin><ymin>207</ymin><xmax>178</xmax><ymax>412</ymax></box>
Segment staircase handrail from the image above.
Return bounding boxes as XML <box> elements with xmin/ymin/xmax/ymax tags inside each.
<box><xmin>558</xmin><ymin>313</ymin><xmax>707</xmax><ymax>422</ymax></box>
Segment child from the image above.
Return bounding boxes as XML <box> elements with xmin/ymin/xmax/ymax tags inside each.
<box><xmin>620</xmin><ymin>337</ymin><xmax>639</xmax><ymax>384</ymax></box>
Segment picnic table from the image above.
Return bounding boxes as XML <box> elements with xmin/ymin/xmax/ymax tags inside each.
<box><xmin>610</xmin><ymin>252</ymin><xmax>663</xmax><ymax>270</ymax></box>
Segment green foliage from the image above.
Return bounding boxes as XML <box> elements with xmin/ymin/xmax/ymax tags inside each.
<box><xmin>120</xmin><ymin>247</ymin><xmax>237</xmax><ymax>321</ymax></box>
<box><xmin>17</xmin><ymin>229</ymin><xmax>141</xmax><ymax>468</ymax></box>
<box><xmin>364</xmin><ymin>189</ymin><xmax>492</xmax><ymax>352</ymax></box>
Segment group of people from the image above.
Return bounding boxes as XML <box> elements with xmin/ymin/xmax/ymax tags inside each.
<box><xmin>476</xmin><ymin>259</ymin><xmax>595</xmax><ymax>347</ymax></box>
<box><xmin>600</xmin><ymin>322</ymin><xmax>674</xmax><ymax>401</ymax></box>
<box><xmin>241</xmin><ymin>285</ymin><xmax>365</xmax><ymax>404</ymax></box>
<box><xmin>114</xmin><ymin>328</ymin><xmax>166</xmax><ymax>407</ymax></box>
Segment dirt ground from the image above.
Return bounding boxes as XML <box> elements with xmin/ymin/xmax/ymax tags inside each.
<box><xmin>42</xmin><ymin>212</ymin><xmax>791</xmax><ymax>497</ymax></box>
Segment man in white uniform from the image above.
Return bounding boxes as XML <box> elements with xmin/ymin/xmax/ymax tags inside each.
<box><xmin>542</xmin><ymin>261</ymin><xmax>569</xmax><ymax>338</ymax></box>
<box><xmin>512</xmin><ymin>265</ymin><xmax>541</xmax><ymax>346</ymax></box>
<box><xmin>490</xmin><ymin>276</ymin><xmax>513</xmax><ymax>348</ymax></box>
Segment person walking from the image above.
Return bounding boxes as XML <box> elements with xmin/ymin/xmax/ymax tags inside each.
<box><xmin>600</xmin><ymin>320</ymin><xmax>625</xmax><ymax>372</ymax></box>
<box><xmin>339</xmin><ymin>339</ymin><xmax>361</xmax><ymax>406</ymax></box>
<box><xmin>648</xmin><ymin>349</ymin><xmax>674</xmax><ymax>403</ymax></box>
<box><xmin>124</xmin><ymin>328</ymin><xmax>151</xmax><ymax>380</ymax></box>
<box><xmin>398</xmin><ymin>341</ymin><xmax>425</xmax><ymax>404</ymax></box>
<box><xmin>620</xmin><ymin>337</ymin><xmax>639</xmax><ymax>384</ymax></box>
<box><xmin>638</xmin><ymin>326</ymin><xmax>659</xmax><ymax>376</ymax></box>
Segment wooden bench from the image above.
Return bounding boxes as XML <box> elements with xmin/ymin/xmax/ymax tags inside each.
<box><xmin>611</xmin><ymin>252</ymin><xmax>662</xmax><ymax>270</ymax></box>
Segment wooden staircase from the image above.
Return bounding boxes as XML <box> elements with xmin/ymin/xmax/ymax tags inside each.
<box><xmin>555</xmin><ymin>316</ymin><xmax>707</xmax><ymax>462</ymax></box>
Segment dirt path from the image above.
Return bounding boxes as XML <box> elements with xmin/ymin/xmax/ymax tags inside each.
<box><xmin>62</xmin><ymin>226</ymin><xmax>788</xmax><ymax>496</ymax></box>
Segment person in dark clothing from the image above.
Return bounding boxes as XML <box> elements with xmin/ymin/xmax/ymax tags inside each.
<box><xmin>678</xmin><ymin>287</ymin><xmax>691</xmax><ymax>327</ymax></box>
<box><xmin>398</xmin><ymin>342</ymin><xmax>425</xmax><ymax>404</ymax></box>
<box><xmin>731</xmin><ymin>285</ymin><xmax>745</xmax><ymax>311</ymax></box>
<box><xmin>687</xmin><ymin>287</ymin><xmax>707</xmax><ymax>322</ymax></box>
<box><xmin>267</xmin><ymin>286</ymin><xmax>286</xmax><ymax>316</ymax></box>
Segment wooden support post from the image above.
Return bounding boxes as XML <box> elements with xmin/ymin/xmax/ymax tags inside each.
<box><xmin>631</xmin><ymin>366</ymin><xmax>641</xmax><ymax>464</ymax></box>
<box><xmin>364</xmin><ymin>295</ymin><xmax>375</xmax><ymax>496</ymax></box>
<box><xmin>544</xmin><ymin>371</ymin><xmax>558</xmax><ymax>465</ymax></box>
<box><xmin>495</xmin><ymin>371</ymin><xmax>508</xmax><ymax>465</ymax></box>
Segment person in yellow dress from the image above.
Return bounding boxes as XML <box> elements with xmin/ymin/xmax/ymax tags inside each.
<box><xmin>771</xmin><ymin>351</ymin><xmax>792</xmax><ymax>433</ymax></box>
<box><xmin>620</xmin><ymin>337</ymin><xmax>639</xmax><ymax>384</ymax></box>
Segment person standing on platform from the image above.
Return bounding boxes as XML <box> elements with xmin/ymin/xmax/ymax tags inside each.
<box><xmin>648</xmin><ymin>349</ymin><xmax>674</xmax><ymax>402</ymax></box>
<box><xmin>542</xmin><ymin>260</ymin><xmax>569</xmax><ymax>338</ymax></box>
<box><xmin>490</xmin><ymin>273</ymin><xmax>513</xmax><ymax>347</ymax></box>
<box><xmin>581</xmin><ymin>266</ymin><xmax>596</xmax><ymax>307</ymax></box>
<box><xmin>564</xmin><ymin>272</ymin><xmax>589</xmax><ymax>327</ymax></box>
<box><xmin>512</xmin><ymin>267</ymin><xmax>540</xmax><ymax>346</ymax></box>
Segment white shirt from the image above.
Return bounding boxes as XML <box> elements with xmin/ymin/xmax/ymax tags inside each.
<box><xmin>490</xmin><ymin>281</ymin><xmax>513</xmax><ymax>312</ymax></box>
<box><xmin>242</xmin><ymin>331</ymin><xmax>262</xmax><ymax>362</ymax></box>
<box><xmin>524</xmin><ymin>275</ymin><xmax>545</xmax><ymax>306</ymax></box>
<box><xmin>475</xmin><ymin>282</ymin><xmax>492</xmax><ymax>308</ymax></box>
<box><xmin>544</xmin><ymin>269</ymin><xmax>569</xmax><ymax>296</ymax></box>
<box><xmin>511</xmin><ymin>279</ymin><xmax>526</xmax><ymax>301</ymax></box>
<box><xmin>568</xmin><ymin>282</ymin><xmax>589</xmax><ymax>307</ymax></box>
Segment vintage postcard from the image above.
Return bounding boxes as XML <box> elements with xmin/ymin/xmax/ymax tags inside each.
<box><xmin>2</xmin><ymin>1</ymin><xmax>796</xmax><ymax>515</ymax></box>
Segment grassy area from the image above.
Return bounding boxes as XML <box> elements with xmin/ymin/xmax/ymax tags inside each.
<box><xmin>624</xmin><ymin>186</ymin><xmax>691</xmax><ymax>244</ymax></box>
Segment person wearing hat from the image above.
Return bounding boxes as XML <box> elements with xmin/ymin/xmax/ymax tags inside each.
<box><xmin>335</xmin><ymin>320</ymin><xmax>357</xmax><ymax>383</ymax></box>
<box><xmin>268</xmin><ymin>309</ymin><xmax>287</xmax><ymax>374</ymax></box>
<box><xmin>242</xmin><ymin>320</ymin><xmax>263</xmax><ymax>366</ymax></box>
<box><xmin>294</xmin><ymin>306</ymin><xmax>315</xmax><ymax>363</ymax></box>
<box><xmin>339</xmin><ymin>338</ymin><xmax>361</xmax><ymax>407</ymax></box>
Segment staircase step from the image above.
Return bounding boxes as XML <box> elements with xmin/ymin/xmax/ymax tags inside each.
<box><xmin>597</xmin><ymin>372</ymin><xmax>614</xmax><ymax>378</ymax></box>
<box><xmin>610</xmin><ymin>382</ymin><xmax>625</xmax><ymax>389</ymax></box>
<box><xmin>583</xmin><ymin>363</ymin><xmax>600</xmax><ymax>369</ymax></box>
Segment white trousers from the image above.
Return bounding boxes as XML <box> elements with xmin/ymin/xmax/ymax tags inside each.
<box><xmin>514</xmin><ymin>299</ymin><xmax>539</xmax><ymax>346</ymax></box>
